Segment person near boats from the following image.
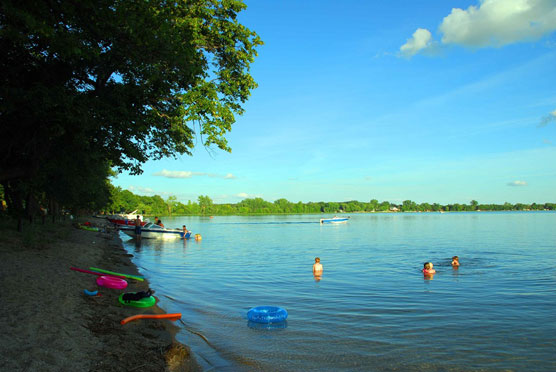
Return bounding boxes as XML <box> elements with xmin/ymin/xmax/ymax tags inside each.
<box><xmin>134</xmin><ymin>216</ymin><xmax>142</xmax><ymax>241</ymax></box>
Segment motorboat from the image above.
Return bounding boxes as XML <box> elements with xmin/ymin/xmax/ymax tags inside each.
<box><xmin>107</xmin><ymin>210</ymin><xmax>148</xmax><ymax>226</ymax></box>
<box><xmin>107</xmin><ymin>217</ymin><xmax>148</xmax><ymax>226</ymax></box>
<box><xmin>118</xmin><ymin>223</ymin><xmax>191</xmax><ymax>239</ymax></box>
<box><xmin>320</xmin><ymin>216</ymin><xmax>350</xmax><ymax>224</ymax></box>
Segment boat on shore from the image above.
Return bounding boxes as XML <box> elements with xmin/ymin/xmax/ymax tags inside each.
<box><xmin>107</xmin><ymin>217</ymin><xmax>148</xmax><ymax>226</ymax></box>
<box><xmin>320</xmin><ymin>216</ymin><xmax>350</xmax><ymax>224</ymax></box>
<box><xmin>118</xmin><ymin>223</ymin><xmax>191</xmax><ymax>239</ymax></box>
<box><xmin>107</xmin><ymin>210</ymin><xmax>148</xmax><ymax>226</ymax></box>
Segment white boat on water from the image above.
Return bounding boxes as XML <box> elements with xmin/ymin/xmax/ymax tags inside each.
<box><xmin>118</xmin><ymin>223</ymin><xmax>191</xmax><ymax>239</ymax></box>
<box><xmin>320</xmin><ymin>216</ymin><xmax>350</xmax><ymax>224</ymax></box>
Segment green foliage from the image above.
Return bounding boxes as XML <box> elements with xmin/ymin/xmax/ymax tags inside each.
<box><xmin>0</xmin><ymin>0</ymin><xmax>261</xmax><ymax>223</ymax></box>
<box><xmin>105</xmin><ymin>188</ymin><xmax>556</xmax><ymax>216</ymax></box>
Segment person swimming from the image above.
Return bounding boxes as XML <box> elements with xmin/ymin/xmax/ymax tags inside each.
<box><xmin>422</xmin><ymin>262</ymin><xmax>436</xmax><ymax>275</ymax></box>
<box><xmin>313</xmin><ymin>257</ymin><xmax>323</xmax><ymax>275</ymax></box>
<box><xmin>451</xmin><ymin>256</ymin><xmax>460</xmax><ymax>267</ymax></box>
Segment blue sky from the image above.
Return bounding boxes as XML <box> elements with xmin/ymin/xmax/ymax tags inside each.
<box><xmin>112</xmin><ymin>0</ymin><xmax>556</xmax><ymax>205</ymax></box>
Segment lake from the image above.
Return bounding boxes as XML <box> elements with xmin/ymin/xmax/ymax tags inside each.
<box><xmin>120</xmin><ymin>212</ymin><xmax>556</xmax><ymax>371</ymax></box>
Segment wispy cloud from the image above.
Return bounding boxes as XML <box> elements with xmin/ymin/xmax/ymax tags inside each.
<box><xmin>539</xmin><ymin>109</ymin><xmax>556</xmax><ymax>127</ymax></box>
<box><xmin>399</xmin><ymin>28</ymin><xmax>437</xmax><ymax>57</ymax></box>
<box><xmin>400</xmin><ymin>0</ymin><xmax>556</xmax><ymax>57</ymax></box>
<box><xmin>153</xmin><ymin>169</ymin><xmax>236</xmax><ymax>179</ymax></box>
<box><xmin>507</xmin><ymin>180</ymin><xmax>528</xmax><ymax>187</ymax></box>
<box><xmin>128</xmin><ymin>186</ymin><xmax>154</xmax><ymax>194</ymax></box>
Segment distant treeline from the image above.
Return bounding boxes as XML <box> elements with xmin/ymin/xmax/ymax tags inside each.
<box><xmin>106</xmin><ymin>187</ymin><xmax>556</xmax><ymax>216</ymax></box>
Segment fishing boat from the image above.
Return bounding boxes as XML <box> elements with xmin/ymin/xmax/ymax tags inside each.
<box><xmin>320</xmin><ymin>216</ymin><xmax>350</xmax><ymax>224</ymax></box>
<box><xmin>118</xmin><ymin>223</ymin><xmax>191</xmax><ymax>239</ymax></box>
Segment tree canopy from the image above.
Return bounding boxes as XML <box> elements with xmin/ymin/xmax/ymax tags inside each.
<box><xmin>0</xmin><ymin>0</ymin><xmax>261</xmax><ymax>227</ymax></box>
<box><xmin>103</xmin><ymin>188</ymin><xmax>556</xmax><ymax>216</ymax></box>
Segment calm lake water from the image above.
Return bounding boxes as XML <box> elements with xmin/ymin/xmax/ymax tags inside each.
<box><xmin>120</xmin><ymin>212</ymin><xmax>556</xmax><ymax>371</ymax></box>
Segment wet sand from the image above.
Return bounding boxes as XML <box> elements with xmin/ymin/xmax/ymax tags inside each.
<box><xmin>0</xmin><ymin>217</ymin><xmax>201</xmax><ymax>371</ymax></box>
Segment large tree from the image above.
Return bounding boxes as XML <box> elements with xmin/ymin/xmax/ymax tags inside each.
<box><xmin>0</xmin><ymin>0</ymin><xmax>261</xmax><ymax>223</ymax></box>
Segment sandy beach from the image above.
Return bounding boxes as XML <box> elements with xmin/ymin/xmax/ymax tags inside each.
<box><xmin>0</xmin><ymin>217</ymin><xmax>200</xmax><ymax>371</ymax></box>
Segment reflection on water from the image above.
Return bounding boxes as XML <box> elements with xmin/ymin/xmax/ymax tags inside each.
<box><xmin>121</xmin><ymin>212</ymin><xmax>556</xmax><ymax>372</ymax></box>
<box><xmin>247</xmin><ymin>320</ymin><xmax>288</xmax><ymax>330</ymax></box>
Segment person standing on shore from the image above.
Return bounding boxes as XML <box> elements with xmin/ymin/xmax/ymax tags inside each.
<box><xmin>134</xmin><ymin>216</ymin><xmax>142</xmax><ymax>242</ymax></box>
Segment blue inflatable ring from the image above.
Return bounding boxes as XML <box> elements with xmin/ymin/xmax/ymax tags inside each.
<box><xmin>247</xmin><ymin>306</ymin><xmax>288</xmax><ymax>324</ymax></box>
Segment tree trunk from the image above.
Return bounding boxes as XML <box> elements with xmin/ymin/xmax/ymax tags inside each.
<box><xmin>2</xmin><ymin>180</ymin><xmax>26</xmax><ymax>232</ymax></box>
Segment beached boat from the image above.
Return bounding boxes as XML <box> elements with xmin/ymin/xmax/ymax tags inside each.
<box><xmin>320</xmin><ymin>216</ymin><xmax>350</xmax><ymax>224</ymax></box>
<box><xmin>118</xmin><ymin>223</ymin><xmax>192</xmax><ymax>239</ymax></box>
<box><xmin>107</xmin><ymin>210</ymin><xmax>148</xmax><ymax>226</ymax></box>
<box><xmin>107</xmin><ymin>217</ymin><xmax>148</xmax><ymax>226</ymax></box>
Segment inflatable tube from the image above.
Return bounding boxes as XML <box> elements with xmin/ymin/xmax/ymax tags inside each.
<box><xmin>83</xmin><ymin>289</ymin><xmax>98</xmax><ymax>296</ymax></box>
<box><xmin>71</xmin><ymin>267</ymin><xmax>127</xmax><ymax>279</ymax></box>
<box><xmin>118</xmin><ymin>293</ymin><xmax>156</xmax><ymax>308</ymax></box>
<box><xmin>121</xmin><ymin>313</ymin><xmax>181</xmax><ymax>325</ymax></box>
<box><xmin>96</xmin><ymin>275</ymin><xmax>128</xmax><ymax>289</ymax></box>
<box><xmin>89</xmin><ymin>267</ymin><xmax>144</xmax><ymax>282</ymax></box>
<box><xmin>247</xmin><ymin>306</ymin><xmax>288</xmax><ymax>324</ymax></box>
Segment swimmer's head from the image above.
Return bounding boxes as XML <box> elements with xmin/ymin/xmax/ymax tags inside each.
<box><xmin>452</xmin><ymin>256</ymin><xmax>459</xmax><ymax>261</ymax></box>
<box><xmin>424</xmin><ymin>262</ymin><xmax>432</xmax><ymax>269</ymax></box>
<box><xmin>315</xmin><ymin>257</ymin><xmax>320</xmax><ymax>263</ymax></box>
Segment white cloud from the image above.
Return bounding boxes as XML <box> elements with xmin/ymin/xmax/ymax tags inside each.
<box><xmin>400</xmin><ymin>28</ymin><xmax>433</xmax><ymax>57</ymax></box>
<box><xmin>400</xmin><ymin>0</ymin><xmax>556</xmax><ymax>57</ymax></box>
<box><xmin>153</xmin><ymin>170</ymin><xmax>193</xmax><ymax>178</ymax></box>
<box><xmin>539</xmin><ymin>109</ymin><xmax>556</xmax><ymax>127</ymax></box>
<box><xmin>440</xmin><ymin>0</ymin><xmax>556</xmax><ymax>47</ymax></box>
<box><xmin>128</xmin><ymin>186</ymin><xmax>154</xmax><ymax>194</ymax></box>
<box><xmin>507</xmin><ymin>180</ymin><xmax>528</xmax><ymax>186</ymax></box>
<box><xmin>236</xmin><ymin>192</ymin><xmax>250</xmax><ymax>198</ymax></box>
<box><xmin>153</xmin><ymin>169</ymin><xmax>236</xmax><ymax>179</ymax></box>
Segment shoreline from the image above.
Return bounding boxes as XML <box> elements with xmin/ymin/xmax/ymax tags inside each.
<box><xmin>0</xmin><ymin>217</ymin><xmax>201</xmax><ymax>371</ymax></box>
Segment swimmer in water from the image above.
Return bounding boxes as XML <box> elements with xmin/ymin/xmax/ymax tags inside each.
<box><xmin>451</xmin><ymin>256</ymin><xmax>460</xmax><ymax>267</ymax></box>
<box><xmin>313</xmin><ymin>257</ymin><xmax>323</xmax><ymax>274</ymax></box>
<box><xmin>313</xmin><ymin>257</ymin><xmax>323</xmax><ymax>282</ymax></box>
<box><xmin>422</xmin><ymin>262</ymin><xmax>436</xmax><ymax>275</ymax></box>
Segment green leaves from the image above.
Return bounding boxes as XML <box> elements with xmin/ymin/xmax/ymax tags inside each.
<box><xmin>1</xmin><ymin>0</ymin><xmax>261</xmax><ymax>217</ymax></box>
